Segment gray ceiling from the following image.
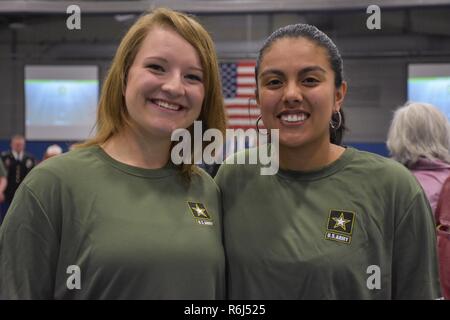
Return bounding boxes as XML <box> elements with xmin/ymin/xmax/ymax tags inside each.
<box><xmin>1</xmin><ymin>0</ymin><xmax>450</xmax><ymax>14</ymax></box>
<box><xmin>1</xmin><ymin>0</ymin><xmax>450</xmax><ymax>60</ymax></box>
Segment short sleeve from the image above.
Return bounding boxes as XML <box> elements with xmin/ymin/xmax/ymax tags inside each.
<box><xmin>392</xmin><ymin>189</ymin><xmax>442</xmax><ymax>299</ymax></box>
<box><xmin>0</xmin><ymin>183</ymin><xmax>59</xmax><ymax>299</ymax></box>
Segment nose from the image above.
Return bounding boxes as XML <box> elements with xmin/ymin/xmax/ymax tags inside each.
<box><xmin>161</xmin><ymin>72</ymin><xmax>185</xmax><ymax>97</ymax></box>
<box><xmin>283</xmin><ymin>80</ymin><xmax>303</xmax><ymax>106</ymax></box>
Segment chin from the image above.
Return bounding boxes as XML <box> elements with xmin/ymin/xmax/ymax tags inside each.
<box><xmin>279</xmin><ymin>142</ymin><xmax>307</xmax><ymax>150</ymax></box>
<box><xmin>145</xmin><ymin>119</ymin><xmax>185</xmax><ymax>134</ymax></box>
<box><xmin>278</xmin><ymin>134</ymin><xmax>307</xmax><ymax>148</ymax></box>
<box><xmin>140</xmin><ymin>125</ymin><xmax>173</xmax><ymax>139</ymax></box>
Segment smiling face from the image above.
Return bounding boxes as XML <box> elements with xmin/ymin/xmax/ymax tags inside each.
<box><xmin>257</xmin><ymin>37</ymin><xmax>346</xmax><ymax>151</ymax></box>
<box><xmin>124</xmin><ymin>26</ymin><xmax>205</xmax><ymax>139</ymax></box>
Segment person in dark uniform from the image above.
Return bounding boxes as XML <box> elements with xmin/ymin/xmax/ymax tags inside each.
<box><xmin>0</xmin><ymin>135</ymin><xmax>36</xmax><ymax>221</ymax></box>
<box><xmin>0</xmin><ymin>161</ymin><xmax>6</xmax><ymax>221</ymax></box>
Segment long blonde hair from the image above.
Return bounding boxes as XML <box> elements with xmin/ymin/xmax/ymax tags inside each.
<box><xmin>80</xmin><ymin>8</ymin><xmax>226</xmax><ymax>178</ymax></box>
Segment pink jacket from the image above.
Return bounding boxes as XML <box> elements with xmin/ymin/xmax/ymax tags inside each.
<box><xmin>436</xmin><ymin>176</ymin><xmax>450</xmax><ymax>299</ymax></box>
<box><xmin>410</xmin><ymin>158</ymin><xmax>450</xmax><ymax>217</ymax></box>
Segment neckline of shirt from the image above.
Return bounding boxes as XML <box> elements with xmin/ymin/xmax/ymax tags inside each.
<box><xmin>276</xmin><ymin>146</ymin><xmax>356</xmax><ymax>181</ymax></box>
<box><xmin>91</xmin><ymin>145</ymin><xmax>178</xmax><ymax>179</ymax></box>
<box><xmin>12</xmin><ymin>151</ymin><xmax>24</xmax><ymax>161</ymax></box>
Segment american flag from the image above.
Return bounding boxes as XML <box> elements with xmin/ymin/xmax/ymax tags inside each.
<box><xmin>220</xmin><ymin>61</ymin><xmax>260</xmax><ymax>130</ymax></box>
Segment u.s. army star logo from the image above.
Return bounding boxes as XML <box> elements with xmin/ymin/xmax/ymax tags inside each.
<box><xmin>324</xmin><ymin>210</ymin><xmax>355</xmax><ymax>244</ymax></box>
<box><xmin>188</xmin><ymin>202</ymin><xmax>213</xmax><ymax>226</ymax></box>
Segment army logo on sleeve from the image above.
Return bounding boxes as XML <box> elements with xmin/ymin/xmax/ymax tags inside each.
<box><xmin>324</xmin><ymin>210</ymin><xmax>355</xmax><ymax>244</ymax></box>
<box><xmin>188</xmin><ymin>202</ymin><xmax>214</xmax><ymax>226</ymax></box>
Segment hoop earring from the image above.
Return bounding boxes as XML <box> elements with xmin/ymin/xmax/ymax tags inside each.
<box><xmin>330</xmin><ymin>111</ymin><xmax>342</xmax><ymax>130</ymax></box>
<box><xmin>256</xmin><ymin>116</ymin><xmax>269</xmax><ymax>135</ymax></box>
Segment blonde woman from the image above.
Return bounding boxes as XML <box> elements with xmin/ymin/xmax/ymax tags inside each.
<box><xmin>0</xmin><ymin>8</ymin><xmax>226</xmax><ymax>299</ymax></box>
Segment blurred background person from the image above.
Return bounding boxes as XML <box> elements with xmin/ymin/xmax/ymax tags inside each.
<box><xmin>0</xmin><ymin>161</ymin><xmax>7</xmax><ymax>224</ymax></box>
<box><xmin>42</xmin><ymin>144</ymin><xmax>63</xmax><ymax>161</ymax></box>
<box><xmin>435</xmin><ymin>175</ymin><xmax>450</xmax><ymax>300</ymax></box>
<box><xmin>387</xmin><ymin>101</ymin><xmax>450</xmax><ymax>300</ymax></box>
<box><xmin>0</xmin><ymin>135</ymin><xmax>36</xmax><ymax>220</ymax></box>
<box><xmin>387</xmin><ymin>101</ymin><xmax>450</xmax><ymax>216</ymax></box>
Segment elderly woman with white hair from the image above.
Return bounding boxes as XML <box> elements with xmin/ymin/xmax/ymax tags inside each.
<box><xmin>387</xmin><ymin>101</ymin><xmax>450</xmax><ymax>216</ymax></box>
<box><xmin>43</xmin><ymin>144</ymin><xmax>63</xmax><ymax>160</ymax></box>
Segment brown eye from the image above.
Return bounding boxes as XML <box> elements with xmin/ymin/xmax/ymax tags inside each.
<box><xmin>265</xmin><ymin>79</ymin><xmax>282</xmax><ymax>87</ymax></box>
<box><xmin>303</xmin><ymin>77</ymin><xmax>319</xmax><ymax>86</ymax></box>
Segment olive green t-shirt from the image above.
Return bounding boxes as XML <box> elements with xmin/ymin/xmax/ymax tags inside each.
<box><xmin>0</xmin><ymin>146</ymin><xmax>225</xmax><ymax>299</ymax></box>
<box><xmin>215</xmin><ymin>146</ymin><xmax>441</xmax><ymax>299</ymax></box>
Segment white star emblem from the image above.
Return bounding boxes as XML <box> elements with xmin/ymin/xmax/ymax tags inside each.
<box><xmin>193</xmin><ymin>204</ymin><xmax>208</xmax><ymax>218</ymax></box>
<box><xmin>332</xmin><ymin>213</ymin><xmax>351</xmax><ymax>231</ymax></box>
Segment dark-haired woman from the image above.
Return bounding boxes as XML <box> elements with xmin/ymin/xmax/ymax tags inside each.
<box><xmin>215</xmin><ymin>24</ymin><xmax>441</xmax><ymax>299</ymax></box>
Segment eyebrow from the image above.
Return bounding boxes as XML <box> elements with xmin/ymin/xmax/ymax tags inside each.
<box><xmin>259</xmin><ymin>65</ymin><xmax>326</xmax><ymax>78</ymax></box>
<box><xmin>143</xmin><ymin>56</ymin><xmax>167</xmax><ymax>63</ymax></box>
<box><xmin>143</xmin><ymin>56</ymin><xmax>203</xmax><ymax>73</ymax></box>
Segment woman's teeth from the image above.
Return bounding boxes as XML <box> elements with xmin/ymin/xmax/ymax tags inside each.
<box><xmin>280</xmin><ymin>113</ymin><xmax>308</xmax><ymax>122</ymax></box>
<box><xmin>153</xmin><ymin>99</ymin><xmax>181</xmax><ymax>111</ymax></box>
